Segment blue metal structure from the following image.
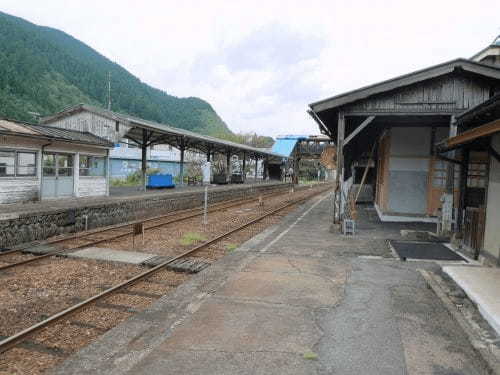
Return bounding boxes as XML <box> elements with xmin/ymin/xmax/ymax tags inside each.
<box><xmin>271</xmin><ymin>135</ymin><xmax>307</xmax><ymax>157</ymax></box>
<box><xmin>147</xmin><ymin>174</ymin><xmax>175</xmax><ymax>188</ymax></box>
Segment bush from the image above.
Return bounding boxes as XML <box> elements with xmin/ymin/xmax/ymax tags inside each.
<box><xmin>110</xmin><ymin>168</ymin><xmax>161</xmax><ymax>187</ymax></box>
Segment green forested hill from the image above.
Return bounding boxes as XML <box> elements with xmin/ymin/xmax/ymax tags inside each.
<box><xmin>0</xmin><ymin>11</ymin><xmax>232</xmax><ymax>136</ymax></box>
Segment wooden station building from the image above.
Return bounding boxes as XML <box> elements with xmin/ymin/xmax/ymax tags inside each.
<box><xmin>310</xmin><ymin>53</ymin><xmax>500</xmax><ymax>223</ymax></box>
<box><xmin>437</xmin><ymin>93</ymin><xmax>500</xmax><ymax>265</ymax></box>
<box><xmin>0</xmin><ymin>118</ymin><xmax>113</xmax><ymax>204</ymax></box>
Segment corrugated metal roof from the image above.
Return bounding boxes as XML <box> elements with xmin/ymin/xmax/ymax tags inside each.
<box><xmin>42</xmin><ymin>104</ymin><xmax>288</xmax><ymax>159</ymax></box>
<box><xmin>0</xmin><ymin>118</ymin><xmax>113</xmax><ymax>147</ymax></box>
<box><xmin>271</xmin><ymin>139</ymin><xmax>299</xmax><ymax>157</ymax></box>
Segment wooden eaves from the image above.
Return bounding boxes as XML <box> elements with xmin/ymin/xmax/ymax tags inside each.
<box><xmin>437</xmin><ymin>118</ymin><xmax>500</xmax><ymax>152</ymax></box>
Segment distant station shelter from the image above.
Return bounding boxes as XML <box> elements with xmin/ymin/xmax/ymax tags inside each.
<box><xmin>0</xmin><ymin>118</ymin><xmax>113</xmax><ymax>204</ymax></box>
<box><xmin>40</xmin><ymin>104</ymin><xmax>287</xmax><ymax>186</ymax></box>
<box><xmin>310</xmin><ymin>53</ymin><xmax>500</xmax><ymax>222</ymax></box>
<box><xmin>272</xmin><ymin>134</ymin><xmax>335</xmax><ymax>182</ymax></box>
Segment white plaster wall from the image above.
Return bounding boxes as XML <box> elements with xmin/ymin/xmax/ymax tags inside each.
<box><xmin>390</xmin><ymin>127</ymin><xmax>431</xmax><ymax>157</ymax></box>
<box><xmin>483</xmin><ymin>133</ymin><xmax>500</xmax><ymax>261</ymax></box>
<box><xmin>387</xmin><ymin>127</ymin><xmax>431</xmax><ymax>214</ymax></box>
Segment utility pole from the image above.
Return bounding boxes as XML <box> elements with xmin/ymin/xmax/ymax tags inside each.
<box><xmin>107</xmin><ymin>72</ymin><xmax>111</xmax><ymax>110</ymax></box>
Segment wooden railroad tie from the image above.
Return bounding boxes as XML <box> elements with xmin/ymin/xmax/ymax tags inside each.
<box><xmin>141</xmin><ymin>256</ymin><xmax>211</xmax><ymax>274</ymax></box>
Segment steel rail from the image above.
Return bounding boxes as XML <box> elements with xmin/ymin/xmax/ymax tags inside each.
<box><xmin>0</xmin><ymin>187</ymin><xmax>301</xmax><ymax>271</ymax></box>
<box><xmin>0</xmin><ymin>186</ymin><xmax>329</xmax><ymax>354</ymax></box>
<box><xmin>0</xmin><ymin>187</ymin><xmax>288</xmax><ymax>259</ymax></box>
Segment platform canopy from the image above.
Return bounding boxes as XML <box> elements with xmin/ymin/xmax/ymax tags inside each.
<box><xmin>42</xmin><ymin>104</ymin><xmax>287</xmax><ymax>163</ymax></box>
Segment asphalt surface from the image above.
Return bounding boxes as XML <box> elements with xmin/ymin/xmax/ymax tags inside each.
<box><xmin>52</xmin><ymin>193</ymin><xmax>490</xmax><ymax>375</ymax></box>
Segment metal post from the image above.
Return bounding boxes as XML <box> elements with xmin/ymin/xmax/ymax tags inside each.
<box><xmin>179</xmin><ymin>144</ymin><xmax>185</xmax><ymax>186</ymax></box>
<box><xmin>264</xmin><ymin>157</ymin><xmax>269</xmax><ymax>180</ymax></box>
<box><xmin>254</xmin><ymin>156</ymin><xmax>259</xmax><ymax>181</ymax></box>
<box><xmin>203</xmin><ymin>186</ymin><xmax>208</xmax><ymax>225</ymax></box>
<box><xmin>226</xmin><ymin>149</ymin><xmax>231</xmax><ymax>183</ymax></box>
<box><xmin>242</xmin><ymin>152</ymin><xmax>246</xmax><ymax>181</ymax></box>
<box><xmin>105</xmin><ymin>149</ymin><xmax>110</xmax><ymax>196</ymax></box>
<box><xmin>141</xmin><ymin>129</ymin><xmax>148</xmax><ymax>192</ymax></box>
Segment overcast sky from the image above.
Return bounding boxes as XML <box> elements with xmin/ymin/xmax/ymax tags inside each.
<box><xmin>1</xmin><ymin>1</ymin><xmax>499</xmax><ymax>137</ymax></box>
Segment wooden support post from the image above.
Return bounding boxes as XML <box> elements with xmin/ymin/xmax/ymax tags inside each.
<box><xmin>179</xmin><ymin>141</ymin><xmax>185</xmax><ymax>186</ymax></box>
<box><xmin>206</xmin><ymin>149</ymin><xmax>211</xmax><ymax>162</ymax></box>
<box><xmin>141</xmin><ymin>129</ymin><xmax>148</xmax><ymax>192</ymax></box>
<box><xmin>335</xmin><ymin>112</ymin><xmax>345</xmax><ymax>223</ymax></box>
<box><xmin>442</xmin><ymin>115</ymin><xmax>456</xmax><ymax>234</ymax></box>
<box><xmin>242</xmin><ymin>152</ymin><xmax>246</xmax><ymax>181</ymax></box>
<box><xmin>457</xmin><ymin>148</ymin><xmax>469</xmax><ymax>232</ymax></box>
<box><xmin>343</xmin><ymin>115</ymin><xmax>375</xmax><ymax>146</ymax></box>
<box><xmin>446</xmin><ymin>116</ymin><xmax>457</xmax><ymax>194</ymax></box>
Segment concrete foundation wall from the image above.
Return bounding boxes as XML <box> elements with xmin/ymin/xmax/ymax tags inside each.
<box><xmin>483</xmin><ymin>134</ymin><xmax>500</xmax><ymax>262</ymax></box>
<box><xmin>0</xmin><ymin>182</ymin><xmax>292</xmax><ymax>249</ymax></box>
<box><xmin>387</xmin><ymin>127</ymin><xmax>431</xmax><ymax>215</ymax></box>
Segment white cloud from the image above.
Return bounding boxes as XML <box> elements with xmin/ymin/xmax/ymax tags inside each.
<box><xmin>1</xmin><ymin>0</ymin><xmax>500</xmax><ymax>136</ymax></box>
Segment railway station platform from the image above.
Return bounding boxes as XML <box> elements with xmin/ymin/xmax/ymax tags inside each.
<box><xmin>53</xmin><ymin>193</ymin><xmax>489</xmax><ymax>375</ymax></box>
<box><xmin>0</xmin><ymin>181</ymin><xmax>291</xmax><ymax>249</ymax></box>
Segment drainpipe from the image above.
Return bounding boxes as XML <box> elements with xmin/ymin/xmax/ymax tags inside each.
<box><xmin>39</xmin><ymin>142</ymin><xmax>52</xmax><ymax>201</ymax></box>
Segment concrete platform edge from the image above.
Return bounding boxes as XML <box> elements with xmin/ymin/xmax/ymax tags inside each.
<box><xmin>419</xmin><ymin>269</ymin><xmax>500</xmax><ymax>375</ymax></box>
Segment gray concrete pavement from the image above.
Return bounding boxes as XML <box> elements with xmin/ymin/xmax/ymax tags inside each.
<box><xmin>53</xmin><ymin>193</ymin><xmax>489</xmax><ymax>375</ymax></box>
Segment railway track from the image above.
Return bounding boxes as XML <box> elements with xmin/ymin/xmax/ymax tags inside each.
<box><xmin>0</xmin><ymin>186</ymin><xmax>305</xmax><ymax>271</ymax></box>
<box><xmin>0</xmin><ymin>184</ymin><xmax>330</xmax><ymax>360</ymax></box>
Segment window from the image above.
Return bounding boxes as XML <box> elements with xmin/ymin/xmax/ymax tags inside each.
<box><xmin>17</xmin><ymin>152</ymin><xmax>36</xmax><ymax>176</ymax></box>
<box><xmin>58</xmin><ymin>154</ymin><xmax>73</xmax><ymax>177</ymax></box>
<box><xmin>0</xmin><ymin>150</ymin><xmax>36</xmax><ymax>177</ymax></box>
<box><xmin>0</xmin><ymin>151</ymin><xmax>15</xmax><ymax>176</ymax></box>
<box><xmin>80</xmin><ymin>155</ymin><xmax>106</xmax><ymax>176</ymax></box>
<box><xmin>42</xmin><ymin>153</ymin><xmax>56</xmax><ymax>176</ymax></box>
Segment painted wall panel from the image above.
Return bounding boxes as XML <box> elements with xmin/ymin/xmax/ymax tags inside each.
<box><xmin>483</xmin><ymin>133</ymin><xmax>500</xmax><ymax>260</ymax></box>
<box><xmin>389</xmin><ymin>157</ymin><xmax>429</xmax><ymax>171</ymax></box>
<box><xmin>388</xmin><ymin>171</ymin><xmax>428</xmax><ymax>214</ymax></box>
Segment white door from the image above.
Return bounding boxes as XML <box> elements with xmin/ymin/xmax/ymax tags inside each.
<box><xmin>42</xmin><ymin>153</ymin><xmax>74</xmax><ymax>198</ymax></box>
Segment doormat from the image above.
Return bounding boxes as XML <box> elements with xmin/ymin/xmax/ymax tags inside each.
<box><xmin>389</xmin><ymin>241</ymin><xmax>467</xmax><ymax>262</ymax></box>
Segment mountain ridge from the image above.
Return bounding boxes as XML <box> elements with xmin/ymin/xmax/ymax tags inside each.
<box><xmin>0</xmin><ymin>11</ymin><xmax>232</xmax><ymax>136</ymax></box>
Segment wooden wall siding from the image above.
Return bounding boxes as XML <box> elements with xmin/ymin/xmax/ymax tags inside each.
<box><xmin>78</xmin><ymin>177</ymin><xmax>107</xmax><ymax>197</ymax></box>
<box><xmin>0</xmin><ymin>179</ymin><xmax>38</xmax><ymax>204</ymax></box>
<box><xmin>46</xmin><ymin>111</ymin><xmax>131</xmax><ymax>143</ymax></box>
<box><xmin>45</xmin><ymin>141</ymin><xmax>107</xmax><ymax>156</ymax></box>
<box><xmin>0</xmin><ymin>135</ymin><xmax>43</xmax><ymax>150</ymax></box>
<box><xmin>375</xmin><ymin>132</ymin><xmax>390</xmax><ymax>210</ymax></box>
<box><xmin>344</xmin><ymin>75</ymin><xmax>492</xmax><ymax>113</ymax></box>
